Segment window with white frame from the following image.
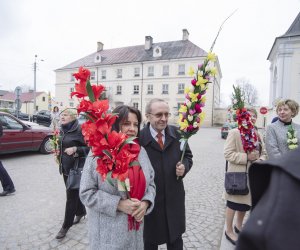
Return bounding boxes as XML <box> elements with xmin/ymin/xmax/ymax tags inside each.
<box><xmin>101</xmin><ymin>70</ymin><xmax>106</xmax><ymax>79</ymax></box>
<box><xmin>178</xmin><ymin>64</ymin><xmax>185</xmax><ymax>75</ymax></box>
<box><xmin>90</xmin><ymin>71</ymin><xmax>95</xmax><ymax>80</ymax></box>
<box><xmin>147</xmin><ymin>84</ymin><xmax>153</xmax><ymax>95</ymax></box>
<box><xmin>70</xmin><ymin>87</ymin><xmax>74</xmax><ymax>94</ymax></box>
<box><xmin>148</xmin><ymin>66</ymin><xmax>154</xmax><ymax>76</ymax></box>
<box><xmin>133</xmin><ymin>85</ymin><xmax>139</xmax><ymax>94</ymax></box>
<box><xmin>162</xmin><ymin>65</ymin><xmax>169</xmax><ymax>76</ymax></box>
<box><xmin>69</xmin><ymin>102</ymin><xmax>74</xmax><ymax>107</ymax></box>
<box><xmin>134</xmin><ymin>67</ymin><xmax>140</xmax><ymax>77</ymax></box>
<box><xmin>178</xmin><ymin>83</ymin><xmax>185</xmax><ymax>94</ymax></box>
<box><xmin>117</xmin><ymin>69</ymin><xmax>122</xmax><ymax>78</ymax></box>
<box><xmin>162</xmin><ymin>84</ymin><xmax>169</xmax><ymax>94</ymax></box>
<box><xmin>42</xmin><ymin>97</ymin><xmax>46</xmax><ymax>102</ymax></box>
<box><xmin>70</xmin><ymin>73</ymin><xmax>75</xmax><ymax>81</ymax></box>
<box><xmin>116</xmin><ymin>85</ymin><xmax>122</xmax><ymax>95</ymax></box>
<box><xmin>133</xmin><ymin>102</ymin><xmax>139</xmax><ymax>109</ymax></box>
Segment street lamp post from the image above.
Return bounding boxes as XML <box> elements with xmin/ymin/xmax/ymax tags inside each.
<box><xmin>33</xmin><ymin>55</ymin><xmax>44</xmax><ymax>115</ymax></box>
<box><xmin>33</xmin><ymin>55</ymin><xmax>37</xmax><ymax>115</ymax></box>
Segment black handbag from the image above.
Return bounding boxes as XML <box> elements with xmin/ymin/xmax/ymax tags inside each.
<box><xmin>224</xmin><ymin>161</ymin><xmax>249</xmax><ymax>195</ymax></box>
<box><xmin>66</xmin><ymin>158</ymin><xmax>83</xmax><ymax>190</ymax></box>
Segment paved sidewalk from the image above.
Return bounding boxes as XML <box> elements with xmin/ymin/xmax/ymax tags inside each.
<box><xmin>0</xmin><ymin>128</ymin><xmax>233</xmax><ymax>249</ymax></box>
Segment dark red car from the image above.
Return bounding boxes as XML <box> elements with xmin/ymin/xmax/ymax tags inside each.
<box><xmin>0</xmin><ymin>112</ymin><xmax>53</xmax><ymax>155</ymax></box>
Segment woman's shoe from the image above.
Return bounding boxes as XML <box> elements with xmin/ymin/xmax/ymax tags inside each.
<box><xmin>55</xmin><ymin>227</ymin><xmax>69</xmax><ymax>239</ymax></box>
<box><xmin>225</xmin><ymin>231</ymin><xmax>236</xmax><ymax>246</ymax></box>
<box><xmin>234</xmin><ymin>225</ymin><xmax>240</xmax><ymax>234</ymax></box>
<box><xmin>73</xmin><ymin>215</ymin><xmax>85</xmax><ymax>225</ymax></box>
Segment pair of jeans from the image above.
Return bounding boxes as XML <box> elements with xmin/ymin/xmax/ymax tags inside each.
<box><xmin>62</xmin><ymin>174</ymin><xmax>86</xmax><ymax>228</ymax></box>
<box><xmin>0</xmin><ymin>161</ymin><xmax>15</xmax><ymax>191</ymax></box>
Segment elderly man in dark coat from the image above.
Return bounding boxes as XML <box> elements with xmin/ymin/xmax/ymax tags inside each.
<box><xmin>139</xmin><ymin>98</ymin><xmax>193</xmax><ymax>250</ymax></box>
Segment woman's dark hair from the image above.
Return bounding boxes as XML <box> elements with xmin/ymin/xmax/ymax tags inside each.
<box><xmin>53</xmin><ymin>106</ymin><xmax>59</xmax><ymax>112</ymax></box>
<box><xmin>112</xmin><ymin>105</ymin><xmax>142</xmax><ymax>137</ymax></box>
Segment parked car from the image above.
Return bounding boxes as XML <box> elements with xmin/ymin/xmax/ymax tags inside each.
<box><xmin>0</xmin><ymin>112</ymin><xmax>53</xmax><ymax>154</ymax></box>
<box><xmin>0</xmin><ymin>108</ymin><xmax>30</xmax><ymax>121</ymax></box>
<box><xmin>221</xmin><ymin>122</ymin><xmax>238</xmax><ymax>139</ymax></box>
<box><xmin>32</xmin><ymin>110</ymin><xmax>52</xmax><ymax>127</ymax></box>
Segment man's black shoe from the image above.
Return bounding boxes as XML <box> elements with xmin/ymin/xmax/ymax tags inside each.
<box><xmin>0</xmin><ymin>189</ymin><xmax>16</xmax><ymax>196</ymax></box>
<box><xmin>55</xmin><ymin>227</ymin><xmax>69</xmax><ymax>239</ymax></box>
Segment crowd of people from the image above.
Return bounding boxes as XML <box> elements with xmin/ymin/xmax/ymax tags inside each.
<box><xmin>1</xmin><ymin>98</ymin><xmax>300</xmax><ymax>249</ymax></box>
<box><xmin>224</xmin><ymin>99</ymin><xmax>300</xmax><ymax>248</ymax></box>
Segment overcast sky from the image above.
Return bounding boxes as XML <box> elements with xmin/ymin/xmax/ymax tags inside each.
<box><xmin>0</xmin><ymin>0</ymin><xmax>299</xmax><ymax>107</ymax></box>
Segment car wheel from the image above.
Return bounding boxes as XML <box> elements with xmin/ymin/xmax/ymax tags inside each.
<box><xmin>39</xmin><ymin>137</ymin><xmax>52</xmax><ymax>154</ymax></box>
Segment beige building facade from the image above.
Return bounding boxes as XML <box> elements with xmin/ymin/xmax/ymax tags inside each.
<box><xmin>55</xmin><ymin>30</ymin><xmax>222</xmax><ymax>126</ymax></box>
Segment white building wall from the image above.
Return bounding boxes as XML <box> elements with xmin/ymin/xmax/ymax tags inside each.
<box><xmin>55</xmin><ymin>57</ymin><xmax>221</xmax><ymax>126</ymax></box>
<box><xmin>269</xmin><ymin>36</ymin><xmax>300</xmax><ymax>106</ymax></box>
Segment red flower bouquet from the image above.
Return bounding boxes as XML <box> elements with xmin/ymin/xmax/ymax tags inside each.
<box><xmin>71</xmin><ymin>67</ymin><xmax>145</xmax><ymax>230</ymax></box>
<box><xmin>232</xmin><ymin>85</ymin><xmax>258</xmax><ymax>152</ymax></box>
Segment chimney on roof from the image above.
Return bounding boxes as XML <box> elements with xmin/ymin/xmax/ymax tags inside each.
<box><xmin>182</xmin><ymin>29</ymin><xmax>189</xmax><ymax>41</ymax></box>
<box><xmin>97</xmin><ymin>42</ymin><xmax>104</xmax><ymax>52</ymax></box>
<box><xmin>145</xmin><ymin>36</ymin><xmax>153</xmax><ymax>50</ymax></box>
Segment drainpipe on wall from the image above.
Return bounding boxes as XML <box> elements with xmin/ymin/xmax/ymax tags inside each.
<box><xmin>141</xmin><ymin>62</ymin><xmax>144</xmax><ymax>118</ymax></box>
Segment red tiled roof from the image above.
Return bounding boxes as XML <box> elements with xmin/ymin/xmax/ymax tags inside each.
<box><xmin>1</xmin><ymin>92</ymin><xmax>44</xmax><ymax>102</ymax></box>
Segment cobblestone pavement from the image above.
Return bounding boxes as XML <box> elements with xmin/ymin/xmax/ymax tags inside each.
<box><xmin>0</xmin><ymin>128</ymin><xmax>232</xmax><ymax>250</ymax></box>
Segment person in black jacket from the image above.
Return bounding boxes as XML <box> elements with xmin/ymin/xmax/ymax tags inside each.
<box><xmin>139</xmin><ymin>98</ymin><xmax>193</xmax><ymax>250</ymax></box>
<box><xmin>0</xmin><ymin>120</ymin><xmax>16</xmax><ymax>196</ymax></box>
<box><xmin>236</xmin><ymin>147</ymin><xmax>300</xmax><ymax>250</ymax></box>
<box><xmin>55</xmin><ymin>108</ymin><xmax>89</xmax><ymax>239</ymax></box>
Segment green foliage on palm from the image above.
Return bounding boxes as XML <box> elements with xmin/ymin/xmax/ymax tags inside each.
<box><xmin>232</xmin><ymin>85</ymin><xmax>245</xmax><ymax>110</ymax></box>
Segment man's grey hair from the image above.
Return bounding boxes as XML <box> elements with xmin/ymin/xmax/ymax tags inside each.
<box><xmin>145</xmin><ymin>98</ymin><xmax>168</xmax><ymax>114</ymax></box>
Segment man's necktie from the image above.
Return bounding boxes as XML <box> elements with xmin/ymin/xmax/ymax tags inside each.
<box><xmin>157</xmin><ymin>132</ymin><xmax>164</xmax><ymax>149</ymax></box>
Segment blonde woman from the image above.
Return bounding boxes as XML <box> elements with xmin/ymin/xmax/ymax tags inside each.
<box><xmin>55</xmin><ymin>108</ymin><xmax>89</xmax><ymax>239</ymax></box>
<box><xmin>266</xmin><ymin>99</ymin><xmax>300</xmax><ymax>159</ymax></box>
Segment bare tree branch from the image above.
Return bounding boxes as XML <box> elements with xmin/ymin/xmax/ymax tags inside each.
<box><xmin>236</xmin><ymin>78</ymin><xmax>258</xmax><ymax>106</ymax></box>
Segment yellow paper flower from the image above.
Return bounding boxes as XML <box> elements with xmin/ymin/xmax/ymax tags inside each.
<box><xmin>184</xmin><ymin>87</ymin><xmax>190</xmax><ymax>94</ymax></box>
<box><xmin>210</xmin><ymin>67</ymin><xmax>217</xmax><ymax>76</ymax></box>
<box><xmin>199</xmin><ymin>83</ymin><xmax>206</xmax><ymax>91</ymax></box>
<box><xmin>201</xmin><ymin>96</ymin><xmax>206</xmax><ymax>103</ymax></box>
<box><xmin>189</xmin><ymin>92</ymin><xmax>198</xmax><ymax>102</ymax></box>
<box><xmin>179</xmin><ymin>105</ymin><xmax>187</xmax><ymax>113</ymax></box>
<box><xmin>188</xmin><ymin>67</ymin><xmax>195</xmax><ymax>76</ymax></box>
<box><xmin>197</xmin><ymin>76</ymin><xmax>208</xmax><ymax>86</ymax></box>
<box><xmin>199</xmin><ymin>112</ymin><xmax>205</xmax><ymax>123</ymax></box>
<box><xmin>179</xmin><ymin>119</ymin><xmax>189</xmax><ymax>130</ymax></box>
<box><xmin>207</xmin><ymin>52</ymin><xmax>216</xmax><ymax>62</ymax></box>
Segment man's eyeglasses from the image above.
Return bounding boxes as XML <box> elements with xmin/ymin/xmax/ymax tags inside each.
<box><xmin>149</xmin><ymin>112</ymin><xmax>171</xmax><ymax>119</ymax></box>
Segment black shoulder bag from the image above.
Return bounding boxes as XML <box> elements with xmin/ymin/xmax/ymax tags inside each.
<box><xmin>66</xmin><ymin>157</ymin><xmax>83</xmax><ymax>190</ymax></box>
<box><xmin>224</xmin><ymin>161</ymin><xmax>249</xmax><ymax>195</ymax></box>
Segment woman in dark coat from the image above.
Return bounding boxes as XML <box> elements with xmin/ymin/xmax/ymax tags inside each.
<box><xmin>55</xmin><ymin>108</ymin><xmax>89</xmax><ymax>239</ymax></box>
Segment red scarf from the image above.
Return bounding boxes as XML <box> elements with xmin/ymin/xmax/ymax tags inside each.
<box><xmin>127</xmin><ymin>165</ymin><xmax>146</xmax><ymax>230</ymax></box>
